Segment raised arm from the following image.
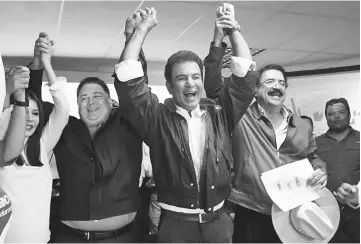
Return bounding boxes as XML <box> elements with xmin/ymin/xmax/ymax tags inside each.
<box><xmin>28</xmin><ymin>33</ymin><xmax>54</xmax><ymax>122</ymax></box>
<box><xmin>1</xmin><ymin>66</ymin><xmax>29</xmax><ymax>164</ymax></box>
<box><xmin>114</xmin><ymin>8</ymin><xmax>159</xmax><ymax>144</ymax></box>
<box><xmin>204</xmin><ymin>3</ymin><xmax>257</xmax><ymax>132</ymax></box>
<box><xmin>39</xmin><ymin>35</ymin><xmax>70</xmax><ymax>154</ymax></box>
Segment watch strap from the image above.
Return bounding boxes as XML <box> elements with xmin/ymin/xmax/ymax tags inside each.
<box><xmin>13</xmin><ymin>99</ymin><xmax>29</xmax><ymax>107</ymax></box>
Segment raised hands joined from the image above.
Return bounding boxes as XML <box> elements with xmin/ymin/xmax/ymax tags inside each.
<box><xmin>33</xmin><ymin>32</ymin><xmax>55</xmax><ymax>67</ymax></box>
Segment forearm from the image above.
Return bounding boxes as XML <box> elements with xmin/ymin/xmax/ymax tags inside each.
<box><xmin>28</xmin><ymin>69</ymin><xmax>44</xmax><ymax>100</ymax></box>
<box><xmin>229</xmin><ymin>31</ymin><xmax>252</xmax><ymax>61</ymax></box>
<box><xmin>28</xmin><ymin>56</ymin><xmax>43</xmax><ymax>70</ymax></box>
<box><xmin>2</xmin><ymin>93</ymin><xmax>10</xmax><ymax>110</ymax></box>
<box><xmin>43</xmin><ymin>61</ymin><xmax>57</xmax><ymax>86</ymax></box>
<box><xmin>120</xmin><ymin>28</ymin><xmax>148</xmax><ymax>62</ymax></box>
<box><xmin>3</xmin><ymin>92</ymin><xmax>26</xmax><ymax>162</ymax></box>
<box><xmin>204</xmin><ymin>42</ymin><xmax>227</xmax><ymax>98</ymax></box>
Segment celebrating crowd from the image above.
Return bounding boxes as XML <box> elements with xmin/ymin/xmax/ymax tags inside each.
<box><xmin>0</xmin><ymin>3</ymin><xmax>359</xmax><ymax>243</ymax></box>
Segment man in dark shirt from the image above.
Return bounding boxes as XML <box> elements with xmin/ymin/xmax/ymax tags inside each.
<box><xmin>28</xmin><ymin>17</ymin><xmax>146</xmax><ymax>243</ymax></box>
<box><xmin>316</xmin><ymin>97</ymin><xmax>360</xmax><ymax>243</ymax></box>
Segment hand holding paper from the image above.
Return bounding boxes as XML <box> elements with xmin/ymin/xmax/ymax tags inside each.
<box><xmin>261</xmin><ymin>159</ymin><xmax>323</xmax><ymax>212</ymax></box>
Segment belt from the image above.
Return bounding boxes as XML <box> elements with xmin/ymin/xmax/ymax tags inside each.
<box><xmin>61</xmin><ymin>220</ymin><xmax>135</xmax><ymax>241</ymax></box>
<box><xmin>161</xmin><ymin>207</ymin><xmax>224</xmax><ymax>224</ymax></box>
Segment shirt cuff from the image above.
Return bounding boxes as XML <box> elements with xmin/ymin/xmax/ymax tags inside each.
<box><xmin>114</xmin><ymin>60</ymin><xmax>144</xmax><ymax>82</ymax></box>
<box><xmin>44</xmin><ymin>77</ymin><xmax>67</xmax><ymax>91</ymax></box>
<box><xmin>230</xmin><ymin>57</ymin><xmax>256</xmax><ymax>78</ymax></box>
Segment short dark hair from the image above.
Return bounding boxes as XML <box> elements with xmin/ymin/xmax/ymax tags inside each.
<box><xmin>325</xmin><ymin>98</ymin><xmax>351</xmax><ymax>118</ymax></box>
<box><xmin>300</xmin><ymin>115</ymin><xmax>314</xmax><ymax>128</ymax></box>
<box><xmin>77</xmin><ymin>77</ymin><xmax>110</xmax><ymax>97</ymax></box>
<box><xmin>164</xmin><ymin>50</ymin><xmax>203</xmax><ymax>85</ymax></box>
<box><xmin>257</xmin><ymin>64</ymin><xmax>288</xmax><ymax>87</ymax></box>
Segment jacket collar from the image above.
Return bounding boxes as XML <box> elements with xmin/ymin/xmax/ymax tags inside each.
<box><xmin>250</xmin><ymin>101</ymin><xmax>295</xmax><ymax>127</ymax></box>
<box><xmin>164</xmin><ymin>98</ymin><xmax>217</xmax><ymax>113</ymax></box>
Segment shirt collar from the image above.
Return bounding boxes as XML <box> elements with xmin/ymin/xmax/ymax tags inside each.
<box><xmin>175</xmin><ymin>104</ymin><xmax>205</xmax><ymax>119</ymax></box>
<box><xmin>257</xmin><ymin>103</ymin><xmax>289</xmax><ymax>120</ymax></box>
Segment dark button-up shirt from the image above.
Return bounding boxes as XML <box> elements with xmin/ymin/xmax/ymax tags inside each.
<box><xmin>29</xmin><ymin>69</ymin><xmax>143</xmax><ymax>221</ymax></box>
<box><xmin>316</xmin><ymin>128</ymin><xmax>360</xmax><ymax>192</ymax></box>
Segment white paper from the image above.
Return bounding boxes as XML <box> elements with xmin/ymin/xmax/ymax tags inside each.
<box><xmin>261</xmin><ymin>158</ymin><xmax>322</xmax><ymax>212</ymax></box>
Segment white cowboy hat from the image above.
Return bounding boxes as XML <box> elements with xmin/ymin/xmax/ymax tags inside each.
<box><xmin>272</xmin><ymin>188</ymin><xmax>340</xmax><ymax>243</ymax></box>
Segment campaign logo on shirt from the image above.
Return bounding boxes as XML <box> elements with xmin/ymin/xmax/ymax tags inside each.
<box><xmin>0</xmin><ymin>188</ymin><xmax>11</xmax><ymax>237</ymax></box>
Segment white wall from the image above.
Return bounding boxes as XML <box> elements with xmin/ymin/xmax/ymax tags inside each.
<box><xmin>285</xmin><ymin>71</ymin><xmax>360</xmax><ymax>136</ymax></box>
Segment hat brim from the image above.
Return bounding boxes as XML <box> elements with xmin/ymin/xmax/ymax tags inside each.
<box><xmin>272</xmin><ymin>188</ymin><xmax>340</xmax><ymax>243</ymax></box>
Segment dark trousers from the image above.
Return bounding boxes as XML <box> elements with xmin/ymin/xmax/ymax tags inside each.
<box><xmin>330</xmin><ymin>206</ymin><xmax>360</xmax><ymax>243</ymax></box>
<box><xmin>157</xmin><ymin>211</ymin><xmax>233</xmax><ymax>243</ymax></box>
<box><xmin>52</xmin><ymin>222</ymin><xmax>138</xmax><ymax>243</ymax></box>
<box><xmin>234</xmin><ymin>205</ymin><xmax>281</xmax><ymax>243</ymax></box>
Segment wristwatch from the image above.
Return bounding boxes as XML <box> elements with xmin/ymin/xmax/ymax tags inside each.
<box><xmin>13</xmin><ymin>99</ymin><xmax>29</xmax><ymax>107</ymax></box>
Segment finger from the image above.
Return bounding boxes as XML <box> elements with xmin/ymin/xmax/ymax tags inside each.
<box><xmin>341</xmin><ymin>183</ymin><xmax>354</xmax><ymax>193</ymax></box>
<box><xmin>306</xmin><ymin>173</ymin><xmax>319</xmax><ymax>186</ymax></box>
<box><xmin>134</xmin><ymin>11</ymin><xmax>141</xmax><ymax>21</ymax></box>
<box><xmin>151</xmin><ymin>7</ymin><xmax>156</xmax><ymax>18</ymax></box>
<box><xmin>337</xmin><ymin>192</ymin><xmax>346</xmax><ymax>202</ymax></box>
<box><xmin>138</xmin><ymin>9</ymin><xmax>147</xmax><ymax>19</ymax></box>
<box><xmin>217</xmin><ymin>20</ymin><xmax>235</xmax><ymax>26</ymax></box>
<box><xmin>311</xmin><ymin>175</ymin><xmax>327</xmax><ymax>188</ymax></box>
<box><xmin>50</xmin><ymin>40</ymin><xmax>55</xmax><ymax>46</ymax></box>
<box><xmin>9</xmin><ymin>67</ymin><xmax>27</xmax><ymax>76</ymax></box>
<box><xmin>36</xmin><ymin>41</ymin><xmax>50</xmax><ymax>50</ymax></box>
<box><xmin>145</xmin><ymin>7</ymin><xmax>151</xmax><ymax>16</ymax></box>
<box><xmin>338</xmin><ymin>187</ymin><xmax>351</xmax><ymax>197</ymax></box>
<box><xmin>218</xmin><ymin>16</ymin><xmax>235</xmax><ymax>22</ymax></box>
<box><xmin>39</xmin><ymin>32</ymin><xmax>48</xmax><ymax>38</ymax></box>
<box><xmin>36</xmin><ymin>47</ymin><xmax>50</xmax><ymax>54</ymax></box>
<box><xmin>216</xmin><ymin>24</ymin><xmax>234</xmax><ymax>29</ymax></box>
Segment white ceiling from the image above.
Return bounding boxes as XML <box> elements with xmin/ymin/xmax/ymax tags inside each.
<box><xmin>1</xmin><ymin>1</ymin><xmax>360</xmax><ymax>86</ymax></box>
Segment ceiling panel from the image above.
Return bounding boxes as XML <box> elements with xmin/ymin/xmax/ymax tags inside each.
<box><xmin>60</xmin><ymin>1</ymin><xmax>140</xmax><ymax>37</ymax></box>
<box><xmin>282</xmin><ymin>1</ymin><xmax>360</xmax><ymax>20</ymax></box>
<box><xmin>1</xmin><ymin>1</ymin><xmax>359</xmax><ymax>77</ymax></box>
<box><xmin>137</xmin><ymin>1</ymin><xmax>212</xmax><ymax>42</ymax></box>
<box><xmin>284</xmin><ymin>61</ymin><xmax>338</xmax><ymax>72</ymax></box>
<box><xmin>288</xmin><ymin>53</ymin><xmax>351</xmax><ymax>67</ymax></box>
<box><xmin>277</xmin><ymin>18</ymin><xmax>359</xmax><ymax>52</ymax></box>
<box><xmin>254</xmin><ymin>49</ymin><xmax>311</xmax><ymax>67</ymax></box>
<box><xmin>320</xmin><ymin>56</ymin><xmax>360</xmax><ymax>68</ymax></box>
<box><xmin>0</xmin><ymin>1</ymin><xmax>60</xmax><ymax>34</ymax></box>
<box><xmin>229</xmin><ymin>1</ymin><xmax>294</xmax><ymax>11</ymax></box>
<box><xmin>54</xmin><ymin>34</ymin><xmax>116</xmax><ymax>57</ymax></box>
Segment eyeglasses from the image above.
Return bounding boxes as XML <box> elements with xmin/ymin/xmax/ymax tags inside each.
<box><xmin>260</xmin><ymin>79</ymin><xmax>287</xmax><ymax>87</ymax></box>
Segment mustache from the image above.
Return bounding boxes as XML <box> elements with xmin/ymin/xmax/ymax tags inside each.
<box><xmin>268</xmin><ymin>88</ymin><xmax>284</xmax><ymax>96</ymax></box>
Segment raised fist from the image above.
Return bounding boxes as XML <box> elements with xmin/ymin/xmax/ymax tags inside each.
<box><xmin>216</xmin><ymin>3</ymin><xmax>235</xmax><ymax>21</ymax></box>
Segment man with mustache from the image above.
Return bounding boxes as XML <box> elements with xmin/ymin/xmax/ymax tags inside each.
<box><xmin>204</xmin><ymin>60</ymin><xmax>328</xmax><ymax>241</ymax></box>
<box><xmin>316</xmin><ymin>98</ymin><xmax>360</xmax><ymax>243</ymax></box>
<box><xmin>114</xmin><ymin>3</ymin><xmax>257</xmax><ymax>242</ymax></box>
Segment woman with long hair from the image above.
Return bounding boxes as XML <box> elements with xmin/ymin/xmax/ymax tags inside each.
<box><xmin>0</xmin><ymin>34</ymin><xmax>70</xmax><ymax>242</ymax></box>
